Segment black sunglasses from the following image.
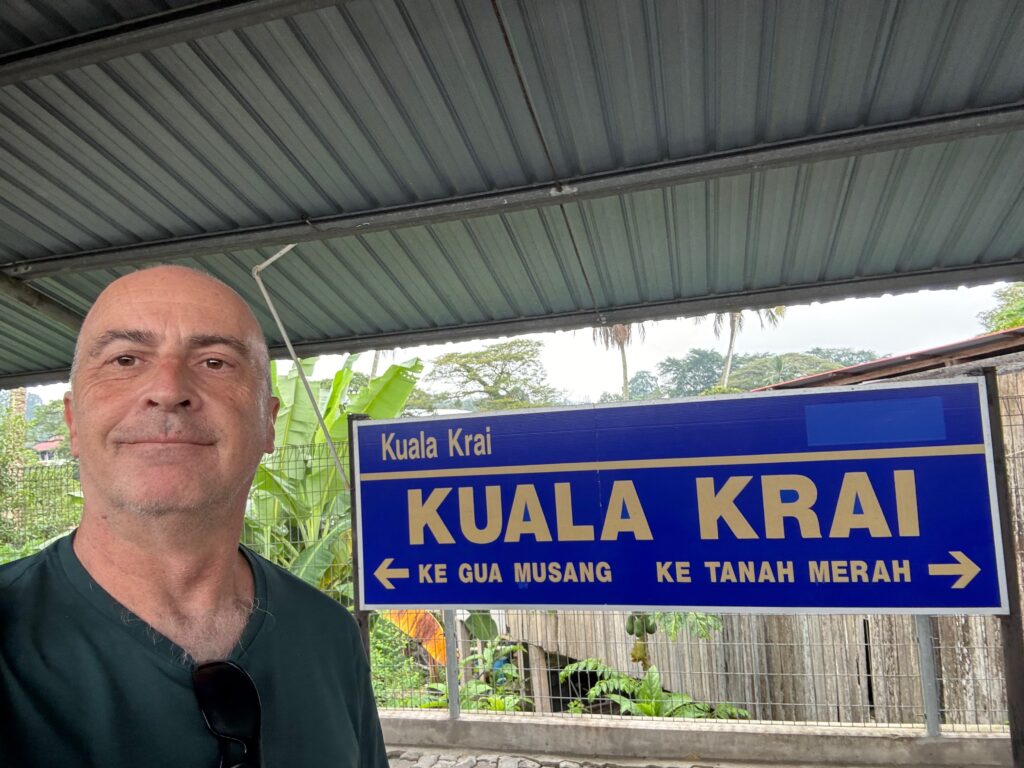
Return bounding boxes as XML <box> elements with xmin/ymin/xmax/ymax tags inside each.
<box><xmin>192</xmin><ymin>660</ymin><xmax>263</xmax><ymax>768</ymax></box>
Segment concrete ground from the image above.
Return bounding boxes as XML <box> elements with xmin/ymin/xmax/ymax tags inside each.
<box><xmin>381</xmin><ymin>712</ymin><xmax>1011</xmax><ymax>767</ymax></box>
<box><xmin>385</xmin><ymin>749</ymin><xmax>935</xmax><ymax>768</ymax></box>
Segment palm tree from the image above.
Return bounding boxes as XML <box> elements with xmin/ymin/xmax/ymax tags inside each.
<box><xmin>702</xmin><ymin>307</ymin><xmax>786</xmax><ymax>388</ymax></box>
<box><xmin>593</xmin><ymin>323</ymin><xmax>645</xmax><ymax>400</ymax></box>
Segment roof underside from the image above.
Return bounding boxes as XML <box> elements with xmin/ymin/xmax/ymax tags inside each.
<box><xmin>2</xmin><ymin>0</ymin><xmax>1024</xmax><ymax>385</ymax></box>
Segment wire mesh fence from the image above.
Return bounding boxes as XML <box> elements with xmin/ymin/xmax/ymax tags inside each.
<box><xmin>2</xmin><ymin>381</ymin><xmax>1022</xmax><ymax>733</ymax></box>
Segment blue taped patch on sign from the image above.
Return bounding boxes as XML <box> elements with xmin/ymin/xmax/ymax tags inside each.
<box><xmin>805</xmin><ymin>396</ymin><xmax>946</xmax><ymax>446</ymax></box>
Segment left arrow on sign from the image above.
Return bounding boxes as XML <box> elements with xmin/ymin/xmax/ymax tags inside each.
<box><xmin>375</xmin><ymin>558</ymin><xmax>411</xmax><ymax>590</ymax></box>
<box><xmin>928</xmin><ymin>551</ymin><xmax>980</xmax><ymax>589</ymax></box>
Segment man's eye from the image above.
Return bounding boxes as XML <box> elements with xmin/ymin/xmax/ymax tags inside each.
<box><xmin>114</xmin><ymin>356</ymin><xmax>137</xmax><ymax>367</ymax></box>
<box><xmin>204</xmin><ymin>358</ymin><xmax>227</xmax><ymax>370</ymax></box>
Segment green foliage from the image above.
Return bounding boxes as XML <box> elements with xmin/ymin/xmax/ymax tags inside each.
<box><xmin>464</xmin><ymin>610</ymin><xmax>499</xmax><ymax>641</ymax></box>
<box><xmin>370</xmin><ymin>616</ymin><xmax>430</xmax><ymax>707</ymax></box>
<box><xmin>428</xmin><ymin>340</ymin><xmax>561</xmax><ymax>411</ymax></box>
<box><xmin>699</xmin><ymin>386</ymin><xmax>745</xmax><ymax>396</ymax></box>
<box><xmin>805</xmin><ymin>347</ymin><xmax>879</xmax><ymax>367</ymax></box>
<box><xmin>979</xmin><ymin>283</ymin><xmax>1024</xmax><ymax>332</ymax></box>
<box><xmin>657</xmin><ymin>349</ymin><xmax>724</xmax><ymax>396</ymax></box>
<box><xmin>657</xmin><ymin>350</ymin><xmax>767</xmax><ymax>397</ymax></box>
<box><xmin>728</xmin><ymin>352</ymin><xmax>840</xmax><ymax>390</ymax></box>
<box><xmin>245</xmin><ymin>356</ymin><xmax>423</xmax><ymax>605</ymax></box>
<box><xmin>26</xmin><ymin>399</ymin><xmax>72</xmax><ymax>459</ymax></box>
<box><xmin>651</xmin><ymin>611</ymin><xmax>723</xmax><ymax>641</ymax></box>
<box><xmin>627</xmin><ymin>370</ymin><xmax>662</xmax><ymax>401</ymax></box>
<box><xmin>418</xmin><ymin>640</ymin><xmax>532</xmax><ymax>712</ymax></box>
<box><xmin>559</xmin><ymin>659</ymin><xmax>748</xmax><ymax>719</ymax></box>
<box><xmin>1</xmin><ymin>393</ymin><xmax>81</xmax><ymax>564</ymax></box>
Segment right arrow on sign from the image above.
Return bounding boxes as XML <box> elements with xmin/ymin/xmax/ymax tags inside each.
<box><xmin>375</xmin><ymin>558</ymin><xmax>410</xmax><ymax>590</ymax></box>
<box><xmin>928</xmin><ymin>551</ymin><xmax>980</xmax><ymax>589</ymax></box>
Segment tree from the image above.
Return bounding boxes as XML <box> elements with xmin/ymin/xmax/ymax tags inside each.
<box><xmin>657</xmin><ymin>350</ymin><xmax>724</xmax><ymax>397</ymax></box>
<box><xmin>428</xmin><ymin>340</ymin><xmax>560</xmax><ymax>411</ymax></box>
<box><xmin>592</xmin><ymin>324</ymin><xmax>645</xmax><ymax>400</ymax></box>
<box><xmin>0</xmin><ymin>393</ymin><xmax>32</xmax><ymax>521</ymax></box>
<box><xmin>627</xmin><ymin>371</ymin><xmax>662</xmax><ymax>401</ymax></box>
<box><xmin>978</xmin><ymin>283</ymin><xmax>1024</xmax><ymax>332</ymax></box>
<box><xmin>700</xmin><ymin>308</ymin><xmax>786</xmax><ymax>387</ymax></box>
<box><xmin>26</xmin><ymin>400</ymin><xmax>72</xmax><ymax>461</ymax></box>
<box><xmin>805</xmin><ymin>347</ymin><xmax>879</xmax><ymax>367</ymax></box>
<box><xmin>401</xmin><ymin>386</ymin><xmax>447</xmax><ymax>416</ymax></box>
<box><xmin>728</xmin><ymin>352</ymin><xmax>839</xmax><ymax>391</ymax></box>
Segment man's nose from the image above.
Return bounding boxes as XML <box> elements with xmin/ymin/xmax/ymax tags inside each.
<box><xmin>144</xmin><ymin>360</ymin><xmax>200</xmax><ymax>410</ymax></box>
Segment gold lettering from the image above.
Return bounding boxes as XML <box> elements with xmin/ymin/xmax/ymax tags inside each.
<box><xmin>408</xmin><ymin>488</ymin><xmax>455</xmax><ymax>545</ymax></box>
<box><xmin>829</xmin><ymin>472</ymin><xmax>892</xmax><ymax>538</ymax></box>
<box><xmin>504</xmin><ymin>484</ymin><xmax>553</xmax><ymax>542</ymax></box>
<box><xmin>459</xmin><ymin>486</ymin><xmax>503</xmax><ymax>544</ymax></box>
<box><xmin>761</xmin><ymin>474</ymin><xmax>822</xmax><ymax>539</ymax></box>
<box><xmin>555</xmin><ymin>482</ymin><xmax>595</xmax><ymax>541</ymax></box>
<box><xmin>697</xmin><ymin>476</ymin><xmax>758</xmax><ymax>539</ymax></box>
<box><xmin>809</xmin><ymin>561</ymin><xmax>830</xmax><ymax>582</ymax></box>
<box><xmin>600</xmin><ymin>481</ymin><xmax>653</xmax><ymax>541</ymax></box>
<box><xmin>894</xmin><ymin>470</ymin><xmax>921</xmax><ymax>536</ymax></box>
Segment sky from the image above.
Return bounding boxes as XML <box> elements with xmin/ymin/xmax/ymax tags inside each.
<box><xmin>28</xmin><ymin>281</ymin><xmax>1004</xmax><ymax>405</ymax></box>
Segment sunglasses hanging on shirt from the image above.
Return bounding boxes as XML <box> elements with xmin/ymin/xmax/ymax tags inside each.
<box><xmin>192</xmin><ymin>660</ymin><xmax>263</xmax><ymax>768</ymax></box>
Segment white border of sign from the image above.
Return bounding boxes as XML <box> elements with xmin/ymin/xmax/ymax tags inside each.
<box><xmin>353</xmin><ymin>376</ymin><xmax>1009</xmax><ymax>614</ymax></box>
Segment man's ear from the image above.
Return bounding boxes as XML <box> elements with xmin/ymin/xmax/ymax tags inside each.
<box><xmin>263</xmin><ymin>396</ymin><xmax>280</xmax><ymax>454</ymax></box>
<box><xmin>63</xmin><ymin>392</ymin><xmax>80</xmax><ymax>458</ymax></box>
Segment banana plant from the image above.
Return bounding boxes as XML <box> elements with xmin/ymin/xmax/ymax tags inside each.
<box><xmin>244</xmin><ymin>355</ymin><xmax>423</xmax><ymax>605</ymax></box>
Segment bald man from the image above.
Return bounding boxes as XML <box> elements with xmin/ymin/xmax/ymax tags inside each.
<box><xmin>0</xmin><ymin>266</ymin><xmax>388</xmax><ymax>768</ymax></box>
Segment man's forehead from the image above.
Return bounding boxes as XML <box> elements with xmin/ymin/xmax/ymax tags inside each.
<box><xmin>81</xmin><ymin>268</ymin><xmax>262</xmax><ymax>343</ymax></box>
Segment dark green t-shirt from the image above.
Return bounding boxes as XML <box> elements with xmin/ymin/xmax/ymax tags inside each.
<box><xmin>0</xmin><ymin>534</ymin><xmax>388</xmax><ymax>767</ymax></box>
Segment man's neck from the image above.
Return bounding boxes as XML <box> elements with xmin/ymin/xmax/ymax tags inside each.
<box><xmin>73</xmin><ymin>509</ymin><xmax>255</xmax><ymax>662</ymax></box>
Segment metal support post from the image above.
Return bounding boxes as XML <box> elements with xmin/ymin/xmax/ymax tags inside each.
<box><xmin>443</xmin><ymin>609</ymin><xmax>461</xmax><ymax>720</ymax></box>
<box><xmin>983</xmin><ymin>369</ymin><xmax>1024</xmax><ymax>767</ymax></box>
<box><xmin>348</xmin><ymin>414</ymin><xmax>371</xmax><ymax>658</ymax></box>
<box><xmin>914</xmin><ymin>615</ymin><xmax>941</xmax><ymax>737</ymax></box>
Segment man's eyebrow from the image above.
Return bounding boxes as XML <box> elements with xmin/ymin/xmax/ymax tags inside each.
<box><xmin>188</xmin><ymin>334</ymin><xmax>254</xmax><ymax>360</ymax></box>
<box><xmin>87</xmin><ymin>330</ymin><xmax>254</xmax><ymax>361</ymax></box>
<box><xmin>88</xmin><ymin>329</ymin><xmax>157</xmax><ymax>357</ymax></box>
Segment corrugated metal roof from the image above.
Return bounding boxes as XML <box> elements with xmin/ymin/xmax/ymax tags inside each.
<box><xmin>2</xmin><ymin>0</ymin><xmax>1024</xmax><ymax>385</ymax></box>
<box><xmin>0</xmin><ymin>1</ymin><xmax>195</xmax><ymax>55</ymax></box>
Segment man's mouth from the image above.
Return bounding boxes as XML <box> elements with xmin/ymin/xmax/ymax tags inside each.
<box><xmin>120</xmin><ymin>438</ymin><xmax>215</xmax><ymax>446</ymax></box>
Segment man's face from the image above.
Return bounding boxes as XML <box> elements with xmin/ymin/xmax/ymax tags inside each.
<box><xmin>65</xmin><ymin>267</ymin><xmax>278</xmax><ymax>521</ymax></box>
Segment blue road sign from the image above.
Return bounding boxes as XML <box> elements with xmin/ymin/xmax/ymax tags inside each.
<box><xmin>353</xmin><ymin>379</ymin><xmax>1008</xmax><ymax>614</ymax></box>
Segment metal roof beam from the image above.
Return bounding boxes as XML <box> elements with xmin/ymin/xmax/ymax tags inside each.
<box><xmin>0</xmin><ymin>274</ymin><xmax>82</xmax><ymax>330</ymax></box>
<box><xmin>267</xmin><ymin>257</ymin><xmax>1024</xmax><ymax>357</ymax></box>
<box><xmin>5</xmin><ymin>103</ymin><xmax>1024</xmax><ymax>281</ymax></box>
<box><xmin>5</xmin><ymin>255</ymin><xmax>1024</xmax><ymax>389</ymax></box>
<box><xmin>0</xmin><ymin>0</ymin><xmax>340</xmax><ymax>88</ymax></box>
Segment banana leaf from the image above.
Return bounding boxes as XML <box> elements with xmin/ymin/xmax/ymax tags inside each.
<box><xmin>289</xmin><ymin>525</ymin><xmax>345</xmax><ymax>587</ymax></box>
<box><xmin>348</xmin><ymin>359</ymin><xmax>424</xmax><ymax>420</ymax></box>
<box><xmin>271</xmin><ymin>359</ymin><xmax>320</xmax><ymax>459</ymax></box>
